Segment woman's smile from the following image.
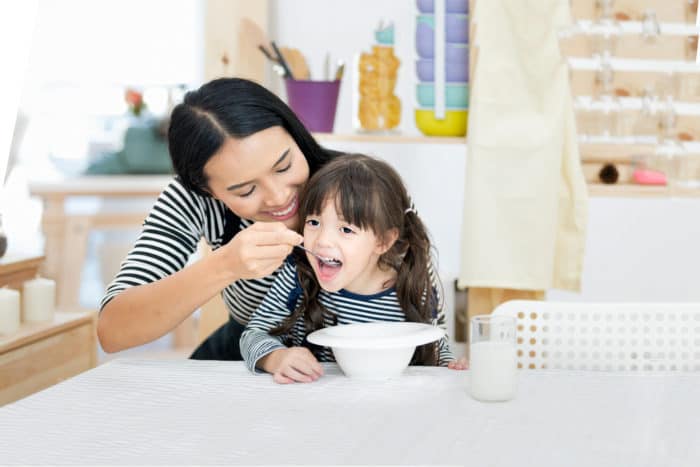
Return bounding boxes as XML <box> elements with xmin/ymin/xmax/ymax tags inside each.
<box><xmin>265</xmin><ymin>194</ymin><xmax>298</xmax><ymax>221</ymax></box>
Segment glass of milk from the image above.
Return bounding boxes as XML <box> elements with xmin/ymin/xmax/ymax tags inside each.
<box><xmin>469</xmin><ymin>314</ymin><xmax>517</xmax><ymax>402</ymax></box>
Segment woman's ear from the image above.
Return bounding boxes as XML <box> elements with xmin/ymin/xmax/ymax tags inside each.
<box><xmin>374</xmin><ymin>228</ymin><xmax>399</xmax><ymax>255</ymax></box>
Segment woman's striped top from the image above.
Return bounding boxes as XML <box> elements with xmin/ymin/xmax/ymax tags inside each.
<box><xmin>241</xmin><ymin>259</ymin><xmax>455</xmax><ymax>373</ymax></box>
<box><xmin>100</xmin><ymin>178</ymin><xmax>279</xmax><ymax>325</ymax></box>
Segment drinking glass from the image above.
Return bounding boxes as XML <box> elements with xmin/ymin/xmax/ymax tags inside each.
<box><xmin>469</xmin><ymin>314</ymin><xmax>517</xmax><ymax>402</ymax></box>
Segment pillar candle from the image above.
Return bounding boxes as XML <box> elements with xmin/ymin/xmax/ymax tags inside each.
<box><xmin>0</xmin><ymin>288</ymin><xmax>21</xmax><ymax>335</ymax></box>
<box><xmin>22</xmin><ymin>277</ymin><xmax>56</xmax><ymax>323</ymax></box>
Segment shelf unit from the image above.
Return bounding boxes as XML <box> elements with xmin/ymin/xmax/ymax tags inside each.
<box><xmin>313</xmin><ymin>133</ymin><xmax>467</xmax><ymax>145</ymax></box>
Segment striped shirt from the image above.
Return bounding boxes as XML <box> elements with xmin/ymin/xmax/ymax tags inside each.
<box><xmin>241</xmin><ymin>259</ymin><xmax>455</xmax><ymax>373</ymax></box>
<box><xmin>100</xmin><ymin>178</ymin><xmax>278</xmax><ymax>325</ymax></box>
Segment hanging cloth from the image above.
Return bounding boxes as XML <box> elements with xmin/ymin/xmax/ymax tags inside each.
<box><xmin>458</xmin><ymin>0</ymin><xmax>588</xmax><ymax>291</ymax></box>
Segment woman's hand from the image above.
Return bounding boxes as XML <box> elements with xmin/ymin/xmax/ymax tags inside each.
<box><xmin>260</xmin><ymin>347</ymin><xmax>324</xmax><ymax>384</ymax></box>
<box><xmin>218</xmin><ymin>221</ymin><xmax>303</xmax><ymax>280</ymax></box>
<box><xmin>448</xmin><ymin>357</ymin><xmax>469</xmax><ymax>370</ymax></box>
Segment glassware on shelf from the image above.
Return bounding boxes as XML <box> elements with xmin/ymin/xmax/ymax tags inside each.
<box><xmin>357</xmin><ymin>21</ymin><xmax>401</xmax><ymax>132</ymax></box>
<box><xmin>660</xmin><ymin>142</ymin><xmax>700</xmax><ymax>190</ymax></box>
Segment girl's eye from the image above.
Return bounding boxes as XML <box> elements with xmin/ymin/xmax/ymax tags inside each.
<box><xmin>341</xmin><ymin>226</ymin><xmax>354</xmax><ymax>234</ymax></box>
<box><xmin>276</xmin><ymin>162</ymin><xmax>292</xmax><ymax>173</ymax></box>
<box><xmin>238</xmin><ymin>186</ymin><xmax>256</xmax><ymax>198</ymax></box>
<box><xmin>306</xmin><ymin>219</ymin><xmax>320</xmax><ymax>227</ymax></box>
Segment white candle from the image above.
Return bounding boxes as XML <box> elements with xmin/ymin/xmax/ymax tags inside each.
<box><xmin>22</xmin><ymin>277</ymin><xmax>56</xmax><ymax>323</ymax></box>
<box><xmin>0</xmin><ymin>288</ymin><xmax>21</xmax><ymax>335</ymax></box>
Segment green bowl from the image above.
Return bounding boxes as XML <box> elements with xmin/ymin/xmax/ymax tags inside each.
<box><xmin>416</xmin><ymin>83</ymin><xmax>469</xmax><ymax>107</ymax></box>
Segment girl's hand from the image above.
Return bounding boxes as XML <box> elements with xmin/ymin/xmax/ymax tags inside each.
<box><xmin>219</xmin><ymin>221</ymin><xmax>303</xmax><ymax>280</ymax></box>
<box><xmin>448</xmin><ymin>357</ymin><xmax>469</xmax><ymax>370</ymax></box>
<box><xmin>262</xmin><ymin>347</ymin><xmax>324</xmax><ymax>384</ymax></box>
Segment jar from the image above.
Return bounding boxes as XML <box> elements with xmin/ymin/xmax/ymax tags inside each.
<box><xmin>357</xmin><ymin>24</ymin><xmax>401</xmax><ymax>132</ymax></box>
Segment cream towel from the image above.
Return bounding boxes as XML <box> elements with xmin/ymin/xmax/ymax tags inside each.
<box><xmin>458</xmin><ymin>0</ymin><xmax>588</xmax><ymax>291</ymax></box>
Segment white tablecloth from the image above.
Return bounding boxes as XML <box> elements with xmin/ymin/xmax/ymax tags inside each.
<box><xmin>0</xmin><ymin>359</ymin><xmax>697</xmax><ymax>465</ymax></box>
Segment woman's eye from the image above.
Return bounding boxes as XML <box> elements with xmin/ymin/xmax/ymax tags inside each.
<box><xmin>341</xmin><ymin>226</ymin><xmax>354</xmax><ymax>234</ymax></box>
<box><xmin>276</xmin><ymin>162</ymin><xmax>292</xmax><ymax>173</ymax></box>
<box><xmin>238</xmin><ymin>186</ymin><xmax>256</xmax><ymax>198</ymax></box>
<box><xmin>306</xmin><ymin>219</ymin><xmax>320</xmax><ymax>227</ymax></box>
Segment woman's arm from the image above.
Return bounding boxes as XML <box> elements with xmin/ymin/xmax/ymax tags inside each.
<box><xmin>97</xmin><ymin>181</ymin><xmax>301</xmax><ymax>353</ymax></box>
<box><xmin>98</xmin><ymin>249</ymin><xmax>234</xmax><ymax>352</ymax></box>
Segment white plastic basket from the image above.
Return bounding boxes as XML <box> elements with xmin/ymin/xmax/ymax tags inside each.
<box><xmin>492</xmin><ymin>300</ymin><xmax>700</xmax><ymax>371</ymax></box>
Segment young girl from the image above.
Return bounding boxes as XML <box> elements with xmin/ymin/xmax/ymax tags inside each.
<box><xmin>241</xmin><ymin>154</ymin><xmax>467</xmax><ymax>383</ymax></box>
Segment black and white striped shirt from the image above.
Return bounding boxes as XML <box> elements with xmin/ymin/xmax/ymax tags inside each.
<box><xmin>100</xmin><ymin>178</ymin><xmax>279</xmax><ymax>325</ymax></box>
<box><xmin>241</xmin><ymin>259</ymin><xmax>455</xmax><ymax>373</ymax></box>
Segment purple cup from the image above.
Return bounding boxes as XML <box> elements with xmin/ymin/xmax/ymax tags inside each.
<box><xmin>417</xmin><ymin>0</ymin><xmax>469</xmax><ymax>14</ymax></box>
<box><xmin>284</xmin><ymin>79</ymin><xmax>341</xmax><ymax>133</ymax></box>
<box><xmin>416</xmin><ymin>15</ymin><xmax>469</xmax><ymax>44</ymax></box>
<box><xmin>416</xmin><ymin>59</ymin><xmax>469</xmax><ymax>82</ymax></box>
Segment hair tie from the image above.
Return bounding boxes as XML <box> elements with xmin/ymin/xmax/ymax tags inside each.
<box><xmin>404</xmin><ymin>206</ymin><xmax>417</xmax><ymax>215</ymax></box>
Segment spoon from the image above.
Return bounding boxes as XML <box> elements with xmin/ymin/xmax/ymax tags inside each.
<box><xmin>295</xmin><ymin>245</ymin><xmax>341</xmax><ymax>266</ymax></box>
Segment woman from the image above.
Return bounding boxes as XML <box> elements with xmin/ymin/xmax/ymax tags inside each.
<box><xmin>97</xmin><ymin>77</ymin><xmax>341</xmax><ymax>360</ymax></box>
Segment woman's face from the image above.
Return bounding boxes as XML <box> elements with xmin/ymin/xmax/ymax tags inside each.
<box><xmin>204</xmin><ymin>126</ymin><xmax>310</xmax><ymax>230</ymax></box>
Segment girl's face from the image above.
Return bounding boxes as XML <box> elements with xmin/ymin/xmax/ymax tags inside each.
<box><xmin>204</xmin><ymin>126</ymin><xmax>310</xmax><ymax>230</ymax></box>
<box><xmin>303</xmin><ymin>198</ymin><xmax>396</xmax><ymax>295</ymax></box>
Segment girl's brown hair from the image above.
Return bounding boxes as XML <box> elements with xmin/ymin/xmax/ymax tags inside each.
<box><xmin>271</xmin><ymin>154</ymin><xmax>439</xmax><ymax>365</ymax></box>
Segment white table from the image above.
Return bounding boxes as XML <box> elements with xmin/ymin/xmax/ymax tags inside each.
<box><xmin>0</xmin><ymin>359</ymin><xmax>697</xmax><ymax>465</ymax></box>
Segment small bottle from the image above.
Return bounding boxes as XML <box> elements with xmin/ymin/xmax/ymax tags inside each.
<box><xmin>357</xmin><ymin>21</ymin><xmax>401</xmax><ymax>132</ymax></box>
<box><xmin>0</xmin><ymin>215</ymin><xmax>7</xmax><ymax>258</ymax></box>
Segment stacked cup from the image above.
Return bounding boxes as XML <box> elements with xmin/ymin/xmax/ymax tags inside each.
<box><xmin>415</xmin><ymin>0</ymin><xmax>469</xmax><ymax>136</ymax></box>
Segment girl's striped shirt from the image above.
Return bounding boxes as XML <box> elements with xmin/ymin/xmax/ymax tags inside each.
<box><xmin>241</xmin><ymin>259</ymin><xmax>455</xmax><ymax>373</ymax></box>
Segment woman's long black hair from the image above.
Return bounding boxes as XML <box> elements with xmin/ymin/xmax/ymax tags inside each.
<box><xmin>271</xmin><ymin>154</ymin><xmax>440</xmax><ymax>366</ymax></box>
<box><xmin>167</xmin><ymin>77</ymin><xmax>339</xmax><ymax>196</ymax></box>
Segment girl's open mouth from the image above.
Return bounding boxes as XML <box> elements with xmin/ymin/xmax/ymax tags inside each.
<box><xmin>316</xmin><ymin>257</ymin><xmax>342</xmax><ymax>282</ymax></box>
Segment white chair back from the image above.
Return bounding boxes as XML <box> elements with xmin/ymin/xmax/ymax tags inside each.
<box><xmin>491</xmin><ymin>300</ymin><xmax>700</xmax><ymax>371</ymax></box>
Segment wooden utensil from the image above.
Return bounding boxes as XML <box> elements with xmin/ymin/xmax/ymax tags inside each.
<box><xmin>280</xmin><ymin>47</ymin><xmax>311</xmax><ymax>80</ymax></box>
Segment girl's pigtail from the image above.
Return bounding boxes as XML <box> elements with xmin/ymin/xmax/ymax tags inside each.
<box><xmin>393</xmin><ymin>209</ymin><xmax>439</xmax><ymax>366</ymax></box>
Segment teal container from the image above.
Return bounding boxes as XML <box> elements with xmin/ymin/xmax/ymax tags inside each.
<box><xmin>416</xmin><ymin>83</ymin><xmax>469</xmax><ymax>107</ymax></box>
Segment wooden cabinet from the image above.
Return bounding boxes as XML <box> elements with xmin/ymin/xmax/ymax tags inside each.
<box><xmin>0</xmin><ymin>311</ymin><xmax>97</xmax><ymax>406</ymax></box>
<box><xmin>0</xmin><ymin>253</ymin><xmax>97</xmax><ymax>406</ymax></box>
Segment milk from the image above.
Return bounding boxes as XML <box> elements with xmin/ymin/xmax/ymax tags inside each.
<box><xmin>469</xmin><ymin>341</ymin><xmax>517</xmax><ymax>402</ymax></box>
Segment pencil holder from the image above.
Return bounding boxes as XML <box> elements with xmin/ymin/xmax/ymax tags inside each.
<box><xmin>285</xmin><ymin>79</ymin><xmax>341</xmax><ymax>133</ymax></box>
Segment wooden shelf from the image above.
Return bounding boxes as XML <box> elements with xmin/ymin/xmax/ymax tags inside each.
<box><xmin>588</xmin><ymin>183</ymin><xmax>700</xmax><ymax>197</ymax></box>
<box><xmin>0</xmin><ymin>310</ymin><xmax>97</xmax><ymax>406</ymax></box>
<box><xmin>314</xmin><ymin>133</ymin><xmax>467</xmax><ymax>145</ymax></box>
<box><xmin>0</xmin><ymin>254</ymin><xmax>45</xmax><ymax>290</ymax></box>
<box><xmin>570</xmin><ymin>0</ymin><xmax>698</xmax><ymax>23</ymax></box>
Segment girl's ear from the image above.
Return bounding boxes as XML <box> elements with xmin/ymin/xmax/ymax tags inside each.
<box><xmin>374</xmin><ymin>228</ymin><xmax>399</xmax><ymax>255</ymax></box>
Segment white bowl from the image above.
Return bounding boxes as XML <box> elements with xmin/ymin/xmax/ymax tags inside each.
<box><xmin>307</xmin><ymin>322</ymin><xmax>445</xmax><ymax>379</ymax></box>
